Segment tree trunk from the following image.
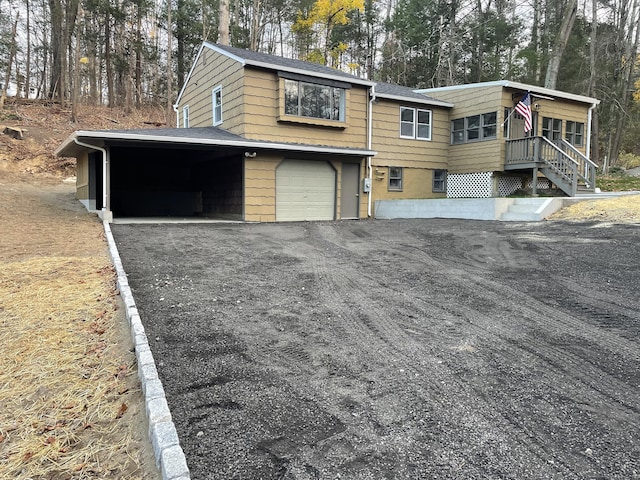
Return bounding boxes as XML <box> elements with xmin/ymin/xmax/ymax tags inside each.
<box><xmin>25</xmin><ymin>0</ymin><xmax>31</xmax><ymax>99</ymax></box>
<box><xmin>609</xmin><ymin>0</ymin><xmax>640</xmax><ymax>164</ymax></box>
<box><xmin>544</xmin><ymin>0</ymin><xmax>577</xmax><ymax>89</ymax></box>
<box><xmin>167</xmin><ymin>0</ymin><xmax>173</xmax><ymax>125</ymax></box>
<box><xmin>588</xmin><ymin>0</ymin><xmax>598</xmax><ymax>165</ymax></box>
<box><xmin>0</xmin><ymin>15</ymin><xmax>19</xmax><ymax>110</ymax></box>
<box><xmin>49</xmin><ymin>0</ymin><xmax>63</xmax><ymax>100</ymax></box>
<box><xmin>530</xmin><ymin>0</ymin><xmax>540</xmax><ymax>82</ymax></box>
<box><xmin>105</xmin><ymin>14</ymin><xmax>114</xmax><ymax>107</ymax></box>
<box><xmin>71</xmin><ymin>5</ymin><xmax>81</xmax><ymax>122</ymax></box>
<box><xmin>135</xmin><ymin>6</ymin><xmax>142</xmax><ymax>107</ymax></box>
<box><xmin>218</xmin><ymin>0</ymin><xmax>230</xmax><ymax>45</ymax></box>
<box><xmin>250</xmin><ymin>0</ymin><xmax>261</xmax><ymax>51</ymax></box>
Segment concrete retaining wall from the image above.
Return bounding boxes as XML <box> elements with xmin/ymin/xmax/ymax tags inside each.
<box><xmin>374</xmin><ymin>198</ymin><xmax>515</xmax><ymax>221</ymax></box>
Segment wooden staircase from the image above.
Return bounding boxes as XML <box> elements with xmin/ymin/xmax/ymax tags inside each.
<box><xmin>505</xmin><ymin>137</ymin><xmax>598</xmax><ymax>196</ymax></box>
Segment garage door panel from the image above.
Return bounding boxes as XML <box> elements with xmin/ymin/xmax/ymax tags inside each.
<box><xmin>276</xmin><ymin>160</ymin><xmax>335</xmax><ymax>221</ymax></box>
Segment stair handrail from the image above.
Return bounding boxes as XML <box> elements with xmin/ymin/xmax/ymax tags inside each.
<box><xmin>558</xmin><ymin>139</ymin><xmax>597</xmax><ymax>188</ymax></box>
<box><xmin>540</xmin><ymin>137</ymin><xmax>579</xmax><ymax>196</ymax></box>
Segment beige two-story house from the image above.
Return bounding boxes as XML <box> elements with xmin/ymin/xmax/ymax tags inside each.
<box><xmin>57</xmin><ymin>43</ymin><xmax>599</xmax><ymax>222</ymax></box>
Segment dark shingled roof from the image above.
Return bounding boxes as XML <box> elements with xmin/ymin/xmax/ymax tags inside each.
<box><xmin>105</xmin><ymin>126</ymin><xmax>247</xmax><ymax>142</ymax></box>
<box><xmin>207</xmin><ymin>42</ymin><xmax>374</xmax><ymax>86</ymax></box>
<box><xmin>206</xmin><ymin>43</ymin><xmax>451</xmax><ymax>106</ymax></box>
<box><xmin>375</xmin><ymin>82</ymin><xmax>453</xmax><ymax>107</ymax></box>
<box><xmin>56</xmin><ymin>126</ymin><xmax>376</xmax><ymax>157</ymax></box>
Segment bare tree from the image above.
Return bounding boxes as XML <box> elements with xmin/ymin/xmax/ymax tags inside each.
<box><xmin>544</xmin><ymin>0</ymin><xmax>577</xmax><ymax>89</ymax></box>
<box><xmin>167</xmin><ymin>0</ymin><xmax>173</xmax><ymax>124</ymax></box>
<box><xmin>0</xmin><ymin>13</ymin><xmax>19</xmax><ymax>109</ymax></box>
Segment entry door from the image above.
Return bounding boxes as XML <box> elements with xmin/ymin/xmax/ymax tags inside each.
<box><xmin>340</xmin><ymin>163</ymin><xmax>360</xmax><ymax>219</ymax></box>
<box><xmin>511</xmin><ymin>111</ymin><xmax>538</xmax><ymax>138</ymax></box>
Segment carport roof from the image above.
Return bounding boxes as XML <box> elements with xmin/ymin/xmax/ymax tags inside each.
<box><xmin>56</xmin><ymin>126</ymin><xmax>377</xmax><ymax>158</ymax></box>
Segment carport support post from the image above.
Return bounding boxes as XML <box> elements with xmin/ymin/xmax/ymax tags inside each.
<box><xmin>102</xmin><ymin>148</ymin><xmax>113</xmax><ymax>222</ymax></box>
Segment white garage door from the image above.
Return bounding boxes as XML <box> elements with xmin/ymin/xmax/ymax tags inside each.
<box><xmin>276</xmin><ymin>160</ymin><xmax>336</xmax><ymax>221</ymax></box>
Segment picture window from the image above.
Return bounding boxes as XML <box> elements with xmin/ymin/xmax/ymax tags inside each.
<box><xmin>284</xmin><ymin>79</ymin><xmax>345</xmax><ymax>121</ymax></box>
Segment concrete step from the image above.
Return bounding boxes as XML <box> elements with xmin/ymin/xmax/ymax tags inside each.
<box><xmin>500</xmin><ymin>198</ymin><xmax>557</xmax><ymax>221</ymax></box>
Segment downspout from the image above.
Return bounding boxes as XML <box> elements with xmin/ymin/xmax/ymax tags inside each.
<box><xmin>586</xmin><ymin>102</ymin><xmax>596</xmax><ymax>160</ymax></box>
<box><xmin>367</xmin><ymin>84</ymin><xmax>376</xmax><ymax>217</ymax></box>
<box><xmin>173</xmin><ymin>103</ymin><xmax>180</xmax><ymax>128</ymax></box>
<box><xmin>73</xmin><ymin>138</ymin><xmax>110</xmax><ymax>222</ymax></box>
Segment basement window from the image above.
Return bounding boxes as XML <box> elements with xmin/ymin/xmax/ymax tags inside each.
<box><xmin>388</xmin><ymin>167</ymin><xmax>403</xmax><ymax>191</ymax></box>
<box><xmin>433</xmin><ymin>169</ymin><xmax>447</xmax><ymax>192</ymax></box>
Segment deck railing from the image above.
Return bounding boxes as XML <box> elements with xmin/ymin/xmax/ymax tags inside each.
<box><xmin>505</xmin><ymin>137</ymin><xmax>597</xmax><ymax>195</ymax></box>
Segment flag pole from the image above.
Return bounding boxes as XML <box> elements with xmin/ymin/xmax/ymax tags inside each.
<box><xmin>500</xmin><ymin>91</ymin><xmax>530</xmax><ymax>127</ymax></box>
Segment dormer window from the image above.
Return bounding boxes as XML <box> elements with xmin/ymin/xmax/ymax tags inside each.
<box><xmin>284</xmin><ymin>79</ymin><xmax>346</xmax><ymax>122</ymax></box>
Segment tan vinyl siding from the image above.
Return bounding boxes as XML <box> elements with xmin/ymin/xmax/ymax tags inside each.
<box><xmin>242</xmin><ymin>69</ymin><xmax>369</xmax><ymax>149</ymax></box>
<box><xmin>244</xmin><ymin>155</ymin><xmax>279</xmax><ymax>222</ymax></box>
<box><xmin>371</xmin><ymin>168</ymin><xmax>446</xmax><ymax>200</ymax></box>
<box><xmin>371</xmin><ymin>100</ymin><xmax>449</xmax><ymax>169</ymax></box>
<box><xmin>177</xmin><ymin>49</ymin><xmax>245</xmax><ymax>133</ymax></box>
<box><xmin>443</xmin><ymin>86</ymin><xmax>504</xmax><ymax>173</ymax></box>
<box><xmin>76</xmin><ymin>153</ymin><xmax>89</xmax><ymax>200</ymax></box>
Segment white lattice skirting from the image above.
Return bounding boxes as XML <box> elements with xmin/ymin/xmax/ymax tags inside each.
<box><xmin>447</xmin><ymin>172</ymin><xmax>494</xmax><ymax>198</ymax></box>
<box><xmin>448</xmin><ymin>172</ymin><xmax>552</xmax><ymax>198</ymax></box>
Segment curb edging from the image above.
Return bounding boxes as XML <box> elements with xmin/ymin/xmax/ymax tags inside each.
<box><xmin>103</xmin><ymin>221</ymin><xmax>191</xmax><ymax>480</ymax></box>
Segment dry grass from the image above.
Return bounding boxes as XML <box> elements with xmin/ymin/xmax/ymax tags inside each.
<box><xmin>0</xmin><ymin>175</ymin><xmax>156</xmax><ymax>480</ymax></box>
<box><xmin>550</xmin><ymin>194</ymin><xmax>640</xmax><ymax>223</ymax></box>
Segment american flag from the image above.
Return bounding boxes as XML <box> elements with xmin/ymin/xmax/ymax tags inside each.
<box><xmin>515</xmin><ymin>92</ymin><xmax>532</xmax><ymax>133</ymax></box>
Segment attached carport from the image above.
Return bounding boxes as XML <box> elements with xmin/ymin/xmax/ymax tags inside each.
<box><xmin>56</xmin><ymin>127</ymin><xmax>375</xmax><ymax>222</ymax></box>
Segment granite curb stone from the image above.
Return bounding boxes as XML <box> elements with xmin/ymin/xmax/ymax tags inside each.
<box><xmin>103</xmin><ymin>221</ymin><xmax>191</xmax><ymax>480</ymax></box>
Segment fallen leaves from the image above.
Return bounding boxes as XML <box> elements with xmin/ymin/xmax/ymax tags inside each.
<box><xmin>115</xmin><ymin>402</ymin><xmax>128</xmax><ymax>419</ymax></box>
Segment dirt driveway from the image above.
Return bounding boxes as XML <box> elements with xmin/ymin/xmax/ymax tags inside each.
<box><xmin>112</xmin><ymin>219</ymin><xmax>640</xmax><ymax>480</ymax></box>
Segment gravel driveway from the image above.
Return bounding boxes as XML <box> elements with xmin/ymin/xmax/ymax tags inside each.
<box><xmin>112</xmin><ymin>219</ymin><xmax>640</xmax><ymax>479</ymax></box>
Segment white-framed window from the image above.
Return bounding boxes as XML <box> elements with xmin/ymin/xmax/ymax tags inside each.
<box><xmin>451</xmin><ymin>112</ymin><xmax>497</xmax><ymax>144</ymax></box>
<box><xmin>433</xmin><ymin>169</ymin><xmax>447</xmax><ymax>192</ymax></box>
<box><xmin>542</xmin><ymin>117</ymin><xmax>562</xmax><ymax>141</ymax></box>
<box><xmin>565</xmin><ymin>121</ymin><xmax>584</xmax><ymax>146</ymax></box>
<box><xmin>182</xmin><ymin>105</ymin><xmax>189</xmax><ymax>128</ymax></box>
<box><xmin>212</xmin><ymin>86</ymin><xmax>222</xmax><ymax>125</ymax></box>
<box><xmin>400</xmin><ymin>107</ymin><xmax>432</xmax><ymax>140</ymax></box>
<box><xmin>284</xmin><ymin>79</ymin><xmax>345</xmax><ymax>121</ymax></box>
<box><xmin>388</xmin><ymin>167</ymin><xmax>403</xmax><ymax>191</ymax></box>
